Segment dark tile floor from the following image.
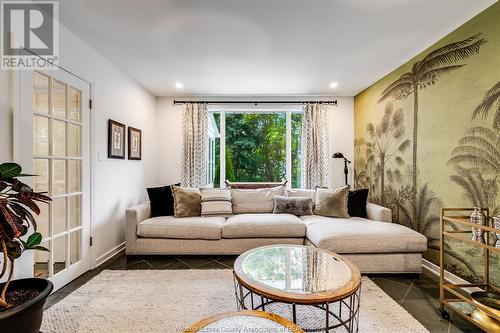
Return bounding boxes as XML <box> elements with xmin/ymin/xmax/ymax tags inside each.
<box><xmin>46</xmin><ymin>255</ymin><xmax>481</xmax><ymax>333</ymax></box>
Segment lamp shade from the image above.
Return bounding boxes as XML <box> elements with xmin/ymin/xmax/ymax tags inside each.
<box><xmin>332</xmin><ymin>152</ymin><xmax>344</xmax><ymax>159</ymax></box>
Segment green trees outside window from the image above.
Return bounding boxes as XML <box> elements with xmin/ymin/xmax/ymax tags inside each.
<box><xmin>212</xmin><ymin>112</ymin><xmax>302</xmax><ymax>188</ymax></box>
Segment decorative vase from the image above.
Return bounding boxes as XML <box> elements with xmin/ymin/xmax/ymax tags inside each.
<box><xmin>470</xmin><ymin>207</ymin><xmax>484</xmax><ymax>243</ymax></box>
<box><xmin>493</xmin><ymin>215</ymin><xmax>500</xmax><ymax>249</ymax></box>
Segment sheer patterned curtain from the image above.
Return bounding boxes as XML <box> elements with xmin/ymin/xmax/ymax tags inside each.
<box><xmin>301</xmin><ymin>103</ymin><xmax>329</xmax><ymax>189</ymax></box>
<box><xmin>181</xmin><ymin>103</ymin><xmax>208</xmax><ymax>187</ymax></box>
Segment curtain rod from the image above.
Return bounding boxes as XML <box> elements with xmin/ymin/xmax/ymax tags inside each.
<box><xmin>173</xmin><ymin>100</ymin><xmax>338</xmax><ymax>106</ymax></box>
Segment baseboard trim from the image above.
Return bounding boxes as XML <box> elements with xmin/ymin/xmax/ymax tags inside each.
<box><xmin>94</xmin><ymin>242</ymin><xmax>126</xmax><ymax>268</ymax></box>
<box><xmin>422</xmin><ymin>258</ymin><xmax>468</xmax><ymax>283</ymax></box>
<box><xmin>422</xmin><ymin>258</ymin><xmax>482</xmax><ymax>293</ymax></box>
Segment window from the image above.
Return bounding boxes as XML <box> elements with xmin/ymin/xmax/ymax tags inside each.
<box><xmin>291</xmin><ymin>113</ymin><xmax>302</xmax><ymax>189</ymax></box>
<box><xmin>205</xmin><ymin>113</ymin><xmax>220</xmax><ymax>187</ymax></box>
<box><xmin>208</xmin><ymin>109</ymin><xmax>302</xmax><ymax>188</ymax></box>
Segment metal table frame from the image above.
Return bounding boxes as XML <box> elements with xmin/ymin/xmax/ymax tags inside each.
<box><xmin>233</xmin><ymin>273</ymin><xmax>361</xmax><ymax>333</ymax></box>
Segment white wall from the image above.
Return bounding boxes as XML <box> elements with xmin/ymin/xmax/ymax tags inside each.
<box><xmin>329</xmin><ymin>97</ymin><xmax>355</xmax><ymax>188</ymax></box>
<box><xmin>58</xmin><ymin>25</ymin><xmax>158</xmax><ymax>267</ymax></box>
<box><xmin>156</xmin><ymin>97</ymin><xmax>354</xmax><ymax>188</ymax></box>
<box><xmin>0</xmin><ymin>20</ymin><xmax>157</xmax><ymax>276</ymax></box>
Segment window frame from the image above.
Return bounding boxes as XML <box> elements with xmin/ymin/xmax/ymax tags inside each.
<box><xmin>208</xmin><ymin>107</ymin><xmax>302</xmax><ymax>189</ymax></box>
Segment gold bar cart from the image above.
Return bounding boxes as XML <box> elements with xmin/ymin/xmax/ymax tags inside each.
<box><xmin>439</xmin><ymin>208</ymin><xmax>499</xmax><ymax>332</ymax></box>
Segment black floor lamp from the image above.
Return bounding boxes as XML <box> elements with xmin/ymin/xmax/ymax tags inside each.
<box><xmin>332</xmin><ymin>152</ymin><xmax>351</xmax><ymax>185</ymax></box>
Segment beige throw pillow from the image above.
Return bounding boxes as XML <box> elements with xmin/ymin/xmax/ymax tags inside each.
<box><xmin>231</xmin><ymin>186</ymin><xmax>285</xmax><ymax>214</ymax></box>
<box><xmin>313</xmin><ymin>186</ymin><xmax>350</xmax><ymax>218</ymax></box>
<box><xmin>200</xmin><ymin>188</ymin><xmax>232</xmax><ymax>217</ymax></box>
<box><xmin>172</xmin><ymin>186</ymin><xmax>201</xmax><ymax>218</ymax></box>
<box><xmin>286</xmin><ymin>189</ymin><xmax>316</xmax><ymax>206</ymax></box>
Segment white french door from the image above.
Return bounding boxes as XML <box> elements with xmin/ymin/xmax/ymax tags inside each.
<box><xmin>18</xmin><ymin>69</ymin><xmax>91</xmax><ymax>291</ymax></box>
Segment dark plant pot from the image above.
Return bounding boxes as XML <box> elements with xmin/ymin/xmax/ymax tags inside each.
<box><xmin>0</xmin><ymin>278</ymin><xmax>53</xmax><ymax>333</ymax></box>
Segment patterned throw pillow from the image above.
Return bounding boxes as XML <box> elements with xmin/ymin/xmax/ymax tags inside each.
<box><xmin>273</xmin><ymin>195</ymin><xmax>313</xmax><ymax>216</ymax></box>
<box><xmin>313</xmin><ymin>185</ymin><xmax>350</xmax><ymax>218</ymax></box>
<box><xmin>171</xmin><ymin>186</ymin><xmax>201</xmax><ymax>218</ymax></box>
<box><xmin>200</xmin><ymin>188</ymin><xmax>232</xmax><ymax>217</ymax></box>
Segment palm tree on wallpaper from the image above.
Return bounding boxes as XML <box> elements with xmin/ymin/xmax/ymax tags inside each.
<box><xmin>366</xmin><ymin>103</ymin><xmax>410</xmax><ymax>205</ymax></box>
<box><xmin>471</xmin><ymin>81</ymin><xmax>500</xmax><ymax>131</ymax></box>
<box><xmin>450</xmin><ymin>166</ymin><xmax>498</xmax><ymax>215</ymax></box>
<box><xmin>449</xmin><ymin>126</ymin><xmax>500</xmax><ymax>178</ymax></box>
<box><xmin>353</xmin><ymin>138</ymin><xmax>370</xmax><ymax>189</ymax></box>
<box><xmin>384</xmin><ymin>184</ymin><xmax>414</xmax><ymax>222</ymax></box>
<box><xmin>448</xmin><ymin>82</ymin><xmax>500</xmax><ymax>216</ymax></box>
<box><xmin>379</xmin><ymin>34</ymin><xmax>487</xmax><ymax>192</ymax></box>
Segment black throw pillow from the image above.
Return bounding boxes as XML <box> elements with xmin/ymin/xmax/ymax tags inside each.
<box><xmin>147</xmin><ymin>183</ymin><xmax>180</xmax><ymax>217</ymax></box>
<box><xmin>348</xmin><ymin>189</ymin><xmax>369</xmax><ymax>218</ymax></box>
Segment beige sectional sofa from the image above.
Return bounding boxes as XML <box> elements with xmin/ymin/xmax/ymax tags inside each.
<box><xmin>126</xmin><ymin>196</ymin><xmax>428</xmax><ymax>274</ymax></box>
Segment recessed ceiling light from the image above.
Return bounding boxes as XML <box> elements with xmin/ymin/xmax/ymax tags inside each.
<box><xmin>329</xmin><ymin>81</ymin><xmax>339</xmax><ymax>89</ymax></box>
<box><xmin>175</xmin><ymin>82</ymin><xmax>184</xmax><ymax>89</ymax></box>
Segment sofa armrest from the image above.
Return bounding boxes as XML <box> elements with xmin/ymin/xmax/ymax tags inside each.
<box><xmin>366</xmin><ymin>203</ymin><xmax>392</xmax><ymax>223</ymax></box>
<box><xmin>126</xmin><ymin>202</ymin><xmax>151</xmax><ymax>249</ymax></box>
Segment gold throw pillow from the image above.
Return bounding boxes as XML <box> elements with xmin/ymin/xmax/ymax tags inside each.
<box><xmin>313</xmin><ymin>186</ymin><xmax>350</xmax><ymax>218</ymax></box>
<box><xmin>171</xmin><ymin>186</ymin><xmax>201</xmax><ymax>218</ymax></box>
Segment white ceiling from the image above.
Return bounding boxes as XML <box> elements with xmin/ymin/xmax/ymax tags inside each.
<box><xmin>59</xmin><ymin>0</ymin><xmax>495</xmax><ymax>97</ymax></box>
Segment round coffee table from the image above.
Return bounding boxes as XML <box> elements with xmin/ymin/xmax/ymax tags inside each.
<box><xmin>233</xmin><ymin>245</ymin><xmax>361</xmax><ymax>332</ymax></box>
<box><xmin>184</xmin><ymin>310</ymin><xmax>304</xmax><ymax>332</ymax></box>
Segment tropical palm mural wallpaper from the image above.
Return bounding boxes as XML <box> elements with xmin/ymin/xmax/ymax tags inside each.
<box><xmin>354</xmin><ymin>2</ymin><xmax>499</xmax><ymax>285</ymax></box>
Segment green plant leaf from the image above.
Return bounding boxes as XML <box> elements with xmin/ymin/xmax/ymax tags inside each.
<box><xmin>0</xmin><ymin>163</ymin><xmax>22</xmax><ymax>179</ymax></box>
<box><xmin>26</xmin><ymin>232</ymin><xmax>43</xmax><ymax>248</ymax></box>
<box><xmin>28</xmin><ymin>245</ymin><xmax>49</xmax><ymax>252</ymax></box>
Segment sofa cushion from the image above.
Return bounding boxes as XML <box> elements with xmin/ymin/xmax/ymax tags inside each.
<box><xmin>137</xmin><ymin>216</ymin><xmax>225</xmax><ymax>240</ymax></box>
<box><xmin>231</xmin><ymin>186</ymin><xmax>285</xmax><ymax>214</ymax></box>
<box><xmin>301</xmin><ymin>215</ymin><xmax>427</xmax><ymax>253</ymax></box>
<box><xmin>222</xmin><ymin>213</ymin><xmax>305</xmax><ymax>238</ymax></box>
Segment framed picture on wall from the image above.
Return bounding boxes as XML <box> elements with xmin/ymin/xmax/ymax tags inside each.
<box><xmin>108</xmin><ymin>119</ymin><xmax>126</xmax><ymax>159</ymax></box>
<box><xmin>128</xmin><ymin>127</ymin><xmax>142</xmax><ymax>160</ymax></box>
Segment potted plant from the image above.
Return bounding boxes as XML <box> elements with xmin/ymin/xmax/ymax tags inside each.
<box><xmin>0</xmin><ymin>162</ymin><xmax>53</xmax><ymax>333</ymax></box>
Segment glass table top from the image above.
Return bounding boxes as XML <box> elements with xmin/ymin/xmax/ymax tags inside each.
<box><xmin>238</xmin><ymin>245</ymin><xmax>355</xmax><ymax>294</ymax></box>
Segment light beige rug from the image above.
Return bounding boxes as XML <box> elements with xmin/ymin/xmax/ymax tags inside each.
<box><xmin>41</xmin><ymin>270</ymin><xmax>429</xmax><ymax>333</ymax></box>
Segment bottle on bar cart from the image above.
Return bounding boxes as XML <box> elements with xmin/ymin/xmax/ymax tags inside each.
<box><xmin>470</xmin><ymin>207</ymin><xmax>484</xmax><ymax>243</ymax></box>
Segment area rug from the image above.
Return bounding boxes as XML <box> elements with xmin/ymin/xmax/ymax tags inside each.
<box><xmin>41</xmin><ymin>270</ymin><xmax>429</xmax><ymax>333</ymax></box>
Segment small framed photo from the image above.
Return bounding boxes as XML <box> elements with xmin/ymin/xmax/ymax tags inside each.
<box><xmin>128</xmin><ymin>127</ymin><xmax>142</xmax><ymax>160</ymax></box>
<box><xmin>108</xmin><ymin>119</ymin><xmax>126</xmax><ymax>159</ymax></box>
